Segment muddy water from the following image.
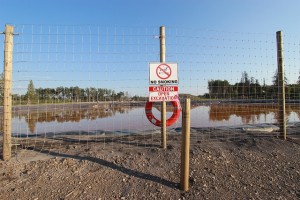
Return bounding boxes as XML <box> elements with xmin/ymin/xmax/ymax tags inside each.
<box><xmin>8</xmin><ymin>103</ymin><xmax>300</xmax><ymax>135</ymax></box>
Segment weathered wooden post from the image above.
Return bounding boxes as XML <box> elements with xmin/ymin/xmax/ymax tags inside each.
<box><xmin>160</xmin><ymin>26</ymin><xmax>167</xmax><ymax>149</ymax></box>
<box><xmin>2</xmin><ymin>24</ymin><xmax>14</xmax><ymax>161</ymax></box>
<box><xmin>180</xmin><ymin>98</ymin><xmax>191</xmax><ymax>191</ymax></box>
<box><xmin>276</xmin><ymin>31</ymin><xmax>286</xmax><ymax>140</ymax></box>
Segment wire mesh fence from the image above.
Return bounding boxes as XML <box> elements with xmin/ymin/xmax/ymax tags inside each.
<box><xmin>1</xmin><ymin>25</ymin><xmax>300</xmax><ymax>159</ymax></box>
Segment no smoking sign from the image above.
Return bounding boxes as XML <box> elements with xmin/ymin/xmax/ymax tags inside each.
<box><xmin>149</xmin><ymin>63</ymin><xmax>178</xmax><ymax>85</ymax></box>
<box><xmin>156</xmin><ymin>64</ymin><xmax>172</xmax><ymax>79</ymax></box>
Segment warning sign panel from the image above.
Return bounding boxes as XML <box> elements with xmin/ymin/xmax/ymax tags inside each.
<box><xmin>148</xmin><ymin>86</ymin><xmax>179</xmax><ymax>102</ymax></box>
<box><xmin>149</xmin><ymin>63</ymin><xmax>178</xmax><ymax>85</ymax></box>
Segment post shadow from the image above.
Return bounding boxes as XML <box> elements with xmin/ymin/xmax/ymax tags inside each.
<box><xmin>27</xmin><ymin>148</ymin><xmax>179</xmax><ymax>189</ymax></box>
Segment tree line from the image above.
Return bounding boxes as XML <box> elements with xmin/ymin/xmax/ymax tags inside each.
<box><xmin>24</xmin><ymin>80</ymin><xmax>134</xmax><ymax>104</ymax></box>
<box><xmin>206</xmin><ymin>71</ymin><xmax>300</xmax><ymax>100</ymax></box>
<box><xmin>0</xmin><ymin>74</ymin><xmax>142</xmax><ymax>104</ymax></box>
<box><xmin>2</xmin><ymin>71</ymin><xmax>300</xmax><ymax>105</ymax></box>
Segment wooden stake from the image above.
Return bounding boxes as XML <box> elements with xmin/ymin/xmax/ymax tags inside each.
<box><xmin>2</xmin><ymin>25</ymin><xmax>14</xmax><ymax>161</ymax></box>
<box><xmin>160</xmin><ymin>26</ymin><xmax>166</xmax><ymax>63</ymax></box>
<box><xmin>276</xmin><ymin>31</ymin><xmax>286</xmax><ymax>140</ymax></box>
<box><xmin>160</xmin><ymin>26</ymin><xmax>167</xmax><ymax>149</ymax></box>
<box><xmin>180</xmin><ymin>98</ymin><xmax>191</xmax><ymax>191</ymax></box>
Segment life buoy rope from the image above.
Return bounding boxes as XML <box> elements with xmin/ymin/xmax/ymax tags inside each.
<box><xmin>145</xmin><ymin>100</ymin><xmax>181</xmax><ymax>127</ymax></box>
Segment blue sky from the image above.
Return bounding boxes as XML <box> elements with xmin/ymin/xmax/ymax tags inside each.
<box><xmin>1</xmin><ymin>0</ymin><xmax>300</xmax><ymax>96</ymax></box>
<box><xmin>1</xmin><ymin>0</ymin><xmax>299</xmax><ymax>33</ymax></box>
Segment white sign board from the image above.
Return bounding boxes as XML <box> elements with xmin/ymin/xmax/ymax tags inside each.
<box><xmin>148</xmin><ymin>86</ymin><xmax>179</xmax><ymax>102</ymax></box>
<box><xmin>149</xmin><ymin>63</ymin><xmax>178</xmax><ymax>85</ymax></box>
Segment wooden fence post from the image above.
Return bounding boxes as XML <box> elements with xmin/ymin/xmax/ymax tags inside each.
<box><xmin>180</xmin><ymin>98</ymin><xmax>191</xmax><ymax>191</ymax></box>
<box><xmin>2</xmin><ymin>24</ymin><xmax>14</xmax><ymax>161</ymax></box>
<box><xmin>160</xmin><ymin>26</ymin><xmax>167</xmax><ymax>149</ymax></box>
<box><xmin>276</xmin><ymin>31</ymin><xmax>286</xmax><ymax>140</ymax></box>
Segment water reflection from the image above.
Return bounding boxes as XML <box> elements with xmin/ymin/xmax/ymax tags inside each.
<box><xmin>26</xmin><ymin>107</ymin><xmax>129</xmax><ymax>133</ymax></box>
<box><xmin>10</xmin><ymin>104</ymin><xmax>133</xmax><ymax>134</ymax></box>
<box><xmin>1</xmin><ymin>103</ymin><xmax>300</xmax><ymax>134</ymax></box>
<box><xmin>209</xmin><ymin>104</ymin><xmax>300</xmax><ymax>124</ymax></box>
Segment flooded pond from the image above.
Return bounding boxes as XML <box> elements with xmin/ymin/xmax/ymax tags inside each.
<box><xmin>6</xmin><ymin>102</ymin><xmax>300</xmax><ymax>135</ymax></box>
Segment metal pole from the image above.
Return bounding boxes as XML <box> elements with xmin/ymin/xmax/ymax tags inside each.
<box><xmin>2</xmin><ymin>25</ymin><xmax>14</xmax><ymax>161</ymax></box>
<box><xmin>160</xmin><ymin>26</ymin><xmax>167</xmax><ymax>149</ymax></box>
<box><xmin>180</xmin><ymin>98</ymin><xmax>191</xmax><ymax>191</ymax></box>
<box><xmin>276</xmin><ymin>31</ymin><xmax>286</xmax><ymax>140</ymax></box>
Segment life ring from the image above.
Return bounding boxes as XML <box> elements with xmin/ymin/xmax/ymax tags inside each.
<box><xmin>145</xmin><ymin>101</ymin><xmax>181</xmax><ymax>127</ymax></box>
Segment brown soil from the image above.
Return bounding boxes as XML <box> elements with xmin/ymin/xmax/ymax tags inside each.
<box><xmin>0</xmin><ymin>131</ymin><xmax>299</xmax><ymax>200</ymax></box>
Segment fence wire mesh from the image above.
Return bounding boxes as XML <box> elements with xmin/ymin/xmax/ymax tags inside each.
<box><xmin>1</xmin><ymin>25</ymin><xmax>300</xmax><ymax>159</ymax></box>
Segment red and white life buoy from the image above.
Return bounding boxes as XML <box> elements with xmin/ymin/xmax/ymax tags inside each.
<box><xmin>145</xmin><ymin>100</ymin><xmax>181</xmax><ymax>127</ymax></box>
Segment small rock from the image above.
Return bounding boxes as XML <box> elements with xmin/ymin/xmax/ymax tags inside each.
<box><xmin>189</xmin><ymin>177</ymin><xmax>196</xmax><ymax>185</ymax></box>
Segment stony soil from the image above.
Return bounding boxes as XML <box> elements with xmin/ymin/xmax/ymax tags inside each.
<box><xmin>0</xmin><ymin>132</ymin><xmax>299</xmax><ymax>200</ymax></box>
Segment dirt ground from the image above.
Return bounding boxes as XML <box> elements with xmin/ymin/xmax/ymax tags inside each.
<box><xmin>0</xmin><ymin>130</ymin><xmax>300</xmax><ymax>200</ymax></box>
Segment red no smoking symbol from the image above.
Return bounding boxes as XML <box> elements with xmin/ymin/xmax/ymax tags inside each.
<box><xmin>156</xmin><ymin>64</ymin><xmax>172</xmax><ymax>80</ymax></box>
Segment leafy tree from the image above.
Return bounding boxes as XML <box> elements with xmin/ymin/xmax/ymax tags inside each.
<box><xmin>240</xmin><ymin>71</ymin><xmax>250</xmax><ymax>84</ymax></box>
<box><xmin>289</xmin><ymin>84</ymin><xmax>300</xmax><ymax>99</ymax></box>
<box><xmin>27</xmin><ymin>80</ymin><xmax>37</xmax><ymax>104</ymax></box>
<box><xmin>56</xmin><ymin>86</ymin><xmax>65</xmax><ymax>99</ymax></box>
<box><xmin>272</xmin><ymin>70</ymin><xmax>288</xmax><ymax>86</ymax></box>
<box><xmin>97</xmin><ymin>88</ymin><xmax>106</xmax><ymax>101</ymax></box>
<box><xmin>272</xmin><ymin>70</ymin><xmax>289</xmax><ymax>99</ymax></box>
<box><xmin>239</xmin><ymin>71</ymin><xmax>251</xmax><ymax>99</ymax></box>
<box><xmin>73</xmin><ymin>87</ymin><xmax>81</xmax><ymax>102</ymax></box>
<box><xmin>111</xmin><ymin>90</ymin><xmax>116</xmax><ymax>101</ymax></box>
<box><xmin>208</xmin><ymin>80</ymin><xmax>230</xmax><ymax>99</ymax></box>
<box><xmin>89</xmin><ymin>87</ymin><xmax>97</xmax><ymax>102</ymax></box>
<box><xmin>64</xmin><ymin>87</ymin><xmax>72</xmax><ymax>100</ymax></box>
<box><xmin>116</xmin><ymin>91</ymin><xmax>125</xmax><ymax>101</ymax></box>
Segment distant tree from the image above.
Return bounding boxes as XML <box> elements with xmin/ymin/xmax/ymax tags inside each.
<box><xmin>240</xmin><ymin>71</ymin><xmax>250</xmax><ymax>84</ymax></box>
<box><xmin>111</xmin><ymin>90</ymin><xmax>116</xmax><ymax>101</ymax></box>
<box><xmin>289</xmin><ymin>84</ymin><xmax>300</xmax><ymax>99</ymax></box>
<box><xmin>248</xmin><ymin>78</ymin><xmax>261</xmax><ymax>99</ymax></box>
<box><xmin>208</xmin><ymin>80</ymin><xmax>230</xmax><ymax>99</ymax></box>
<box><xmin>64</xmin><ymin>87</ymin><xmax>71</xmax><ymax>100</ymax></box>
<box><xmin>56</xmin><ymin>86</ymin><xmax>65</xmax><ymax>99</ymax></box>
<box><xmin>35</xmin><ymin>88</ymin><xmax>42</xmax><ymax>101</ymax></box>
<box><xmin>116</xmin><ymin>91</ymin><xmax>125</xmax><ymax>101</ymax></box>
<box><xmin>96</xmin><ymin>88</ymin><xmax>105</xmax><ymax>101</ymax></box>
<box><xmin>89</xmin><ymin>87</ymin><xmax>97</xmax><ymax>102</ymax></box>
<box><xmin>84</xmin><ymin>88</ymin><xmax>90</xmax><ymax>101</ymax></box>
<box><xmin>73</xmin><ymin>87</ymin><xmax>81</xmax><ymax>102</ymax></box>
<box><xmin>272</xmin><ymin>70</ymin><xmax>288</xmax><ymax>86</ymax></box>
<box><xmin>254</xmin><ymin>79</ymin><xmax>263</xmax><ymax>99</ymax></box>
<box><xmin>239</xmin><ymin>71</ymin><xmax>251</xmax><ymax>99</ymax></box>
<box><xmin>271</xmin><ymin>70</ymin><xmax>290</xmax><ymax>99</ymax></box>
<box><xmin>27</xmin><ymin>80</ymin><xmax>37</xmax><ymax>104</ymax></box>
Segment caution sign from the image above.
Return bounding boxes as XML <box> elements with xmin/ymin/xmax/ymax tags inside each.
<box><xmin>149</xmin><ymin>63</ymin><xmax>178</xmax><ymax>85</ymax></box>
<box><xmin>149</xmin><ymin>86</ymin><xmax>179</xmax><ymax>102</ymax></box>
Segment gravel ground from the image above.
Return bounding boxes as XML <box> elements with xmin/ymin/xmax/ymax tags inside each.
<box><xmin>0</xmin><ymin>132</ymin><xmax>299</xmax><ymax>200</ymax></box>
